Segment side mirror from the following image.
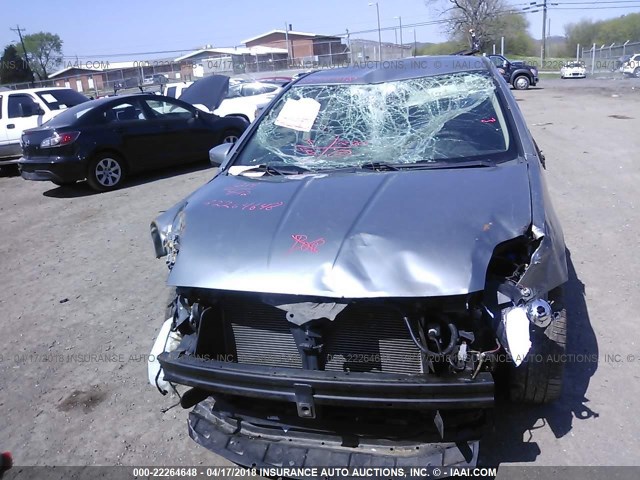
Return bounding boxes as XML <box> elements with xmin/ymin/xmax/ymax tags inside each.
<box><xmin>209</xmin><ymin>143</ymin><xmax>232</xmax><ymax>167</ymax></box>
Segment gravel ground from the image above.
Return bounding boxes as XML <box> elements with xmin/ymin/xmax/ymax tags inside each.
<box><xmin>0</xmin><ymin>77</ymin><xmax>639</xmax><ymax>473</ymax></box>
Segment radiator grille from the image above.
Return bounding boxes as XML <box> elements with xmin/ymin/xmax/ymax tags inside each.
<box><xmin>221</xmin><ymin>300</ymin><xmax>422</xmax><ymax>375</ymax></box>
<box><xmin>224</xmin><ymin>300</ymin><xmax>303</xmax><ymax>368</ymax></box>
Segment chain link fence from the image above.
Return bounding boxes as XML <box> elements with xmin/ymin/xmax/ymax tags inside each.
<box><xmin>580</xmin><ymin>40</ymin><xmax>640</xmax><ymax>74</ymax></box>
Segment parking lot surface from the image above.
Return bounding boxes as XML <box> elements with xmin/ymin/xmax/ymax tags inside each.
<box><xmin>0</xmin><ymin>77</ymin><xmax>639</xmax><ymax>471</ymax></box>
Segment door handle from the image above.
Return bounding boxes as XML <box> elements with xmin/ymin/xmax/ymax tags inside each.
<box><xmin>7</xmin><ymin>124</ymin><xmax>15</xmax><ymax>129</ymax></box>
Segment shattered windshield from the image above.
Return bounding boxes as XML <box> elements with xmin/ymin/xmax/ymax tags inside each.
<box><xmin>232</xmin><ymin>71</ymin><xmax>514</xmax><ymax>171</ymax></box>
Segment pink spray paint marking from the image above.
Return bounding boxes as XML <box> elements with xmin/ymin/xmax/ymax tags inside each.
<box><xmin>204</xmin><ymin>200</ymin><xmax>284</xmax><ymax>211</ymax></box>
<box><xmin>289</xmin><ymin>234</ymin><xmax>326</xmax><ymax>254</ymax></box>
<box><xmin>295</xmin><ymin>137</ymin><xmax>366</xmax><ymax>158</ymax></box>
<box><xmin>481</xmin><ymin>117</ymin><xmax>497</xmax><ymax>123</ymax></box>
<box><xmin>225</xmin><ymin>183</ymin><xmax>258</xmax><ymax>196</ymax></box>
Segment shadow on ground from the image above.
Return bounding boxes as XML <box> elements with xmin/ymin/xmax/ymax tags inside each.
<box><xmin>479</xmin><ymin>249</ymin><xmax>599</xmax><ymax>465</ymax></box>
<box><xmin>42</xmin><ymin>161</ymin><xmax>212</xmax><ymax>198</ymax></box>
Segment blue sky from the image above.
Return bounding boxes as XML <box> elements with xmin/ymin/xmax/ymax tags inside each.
<box><xmin>2</xmin><ymin>0</ymin><xmax>639</xmax><ymax>60</ymax></box>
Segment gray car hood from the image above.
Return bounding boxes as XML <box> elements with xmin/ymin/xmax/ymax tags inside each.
<box><xmin>179</xmin><ymin>75</ymin><xmax>229</xmax><ymax>111</ymax></box>
<box><xmin>166</xmin><ymin>161</ymin><xmax>532</xmax><ymax>298</ymax></box>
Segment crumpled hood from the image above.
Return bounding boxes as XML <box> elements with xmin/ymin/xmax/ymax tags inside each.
<box><xmin>167</xmin><ymin>161</ymin><xmax>532</xmax><ymax>298</ymax></box>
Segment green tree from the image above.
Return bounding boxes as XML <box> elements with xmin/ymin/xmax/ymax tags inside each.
<box><xmin>20</xmin><ymin>32</ymin><xmax>63</xmax><ymax>80</ymax></box>
<box><xmin>425</xmin><ymin>1</ymin><xmax>536</xmax><ymax>55</ymax></box>
<box><xmin>493</xmin><ymin>13</ymin><xmax>536</xmax><ymax>56</ymax></box>
<box><xmin>0</xmin><ymin>44</ymin><xmax>34</xmax><ymax>84</ymax></box>
<box><xmin>565</xmin><ymin>13</ymin><xmax>640</xmax><ymax>52</ymax></box>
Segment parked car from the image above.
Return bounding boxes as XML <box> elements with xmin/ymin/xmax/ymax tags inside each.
<box><xmin>560</xmin><ymin>61</ymin><xmax>586</xmax><ymax>79</ymax></box>
<box><xmin>254</xmin><ymin>76</ymin><xmax>293</xmax><ymax>87</ymax></box>
<box><xmin>19</xmin><ymin>89</ymin><xmax>248</xmax><ymax>191</ymax></box>
<box><xmin>143</xmin><ymin>74</ymin><xmax>169</xmax><ymax>85</ymax></box>
<box><xmin>0</xmin><ymin>88</ymin><xmax>89</xmax><ymax>167</ymax></box>
<box><xmin>488</xmin><ymin>54</ymin><xmax>539</xmax><ymax>89</ymax></box>
<box><xmin>214</xmin><ymin>79</ymin><xmax>281</xmax><ymax>122</ymax></box>
<box><xmin>148</xmin><ymin>56</ymin><xmax>568</xmax><ymax>471</ymax></box>
<box><xmin>163</xmin><ymin>81</ymin><xmax>194</xmax><ymax>99</ymax></box>
<box><xmin>621</xmin><ymin>53</ymin><xmax>640</xmax><ymax>77</ymax></box>
<box><xmin>175</xmin><ymin>77</ymin><xmax>282</xmax><ymax>123</ymax></box>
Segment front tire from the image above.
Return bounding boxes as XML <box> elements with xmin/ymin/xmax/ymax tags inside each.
<box><xmin>87</xmin><ymin>153</ymin><xmax>125</xmax><ymax>192</ymax></box>
<box><xmin>513</xmin><ymin>75</ymin><xmax>531</xmax><ymax>90</ymax></box>
<box><xmin>509</xmin><ymin>287</ymin><xmax>567</xmax><ymax>404</ymax></box>
<box><xmin>634</xmin><ymin>67</ymin><xmax>640</xmax><ymax>78</ymax></box>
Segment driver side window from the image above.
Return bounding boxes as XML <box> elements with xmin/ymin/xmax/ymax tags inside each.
<box><xmin>8</xmin><ymin>94</ymin><xmax>40</xmax><ymax>118</ymax></box>
<box><xmin>104</xmin><ymin>102</ymin><xmax>146</xmax><ymax>122</ymax></box>
<box><xmin>143</xmin><ymin>99</ymin><xmax>193</xmax><ymax>120</ymax></box>
<box><xmin>490</xmin><ymin>56</ymin><xmax>504</xmax><ymax>68</ymax></box>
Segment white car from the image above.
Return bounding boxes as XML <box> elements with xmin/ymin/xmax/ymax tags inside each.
<box><xmin>167</xmin><ymin>78</ymin><xmax>281</xmax><ymax>123</ymax></box>
<box><xmin>621</xmin><ymin>53</ymin><xmax>640</xmax><ymax>77</ymax></box>
<box><xmin>560</xmin><ymin>62</ymin><xmax>586</xmax><ymax>79</ymax></box>
<box><xmin>163</xmin><ymin>81</ymin><xmax>193</xmax><ymax>99</ymax></box>
<box><xmin>0</xmin><ymin>87</ymin><xmax>89</xmax><ymax>166</ymax></box>
<box><xmin>214</xmin><ymin>80</ymin><xmax>281</xmax><ymax>122</ymax></box>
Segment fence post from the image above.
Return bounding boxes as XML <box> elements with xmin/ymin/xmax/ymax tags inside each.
<box><xmin>500</xmin><ymin>37</ymin><xmax>504</xmax><ymax>56</ymax></box>
<box><xmin>591</xmin><ymin>43</ymin><xmax>596</xmax><ymax>75</ymax></box>
<box><xmin>576</xmin><ymin>43</ymin><xmax>580</xmax><ymax>61</ymax></box>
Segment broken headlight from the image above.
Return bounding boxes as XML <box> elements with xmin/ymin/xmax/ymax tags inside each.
<box><xmin>150</xmin><ymin>208</ymin><xmax>186</xmax><ymax>268</ymax></box>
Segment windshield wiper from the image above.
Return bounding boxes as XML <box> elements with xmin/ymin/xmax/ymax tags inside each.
<box><xmin>236</xmin><ymin>164</ymin><xmax>312</xmax><ymax>176</ymax></box>
<box><xmin>407</xmin><ymin>159</ymin><xmax>496</xmax><ymax>169</ymax></box>
<box><xmin>360</xmin><ymin>162</ymin><xmax>400</xmax><ymax>171</ymax></box>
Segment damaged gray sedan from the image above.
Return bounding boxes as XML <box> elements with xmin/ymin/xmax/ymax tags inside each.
<box><xmin>147</xmin><ymin>56</ymin><xmax>568</xmax><ymax>471</ymax></box>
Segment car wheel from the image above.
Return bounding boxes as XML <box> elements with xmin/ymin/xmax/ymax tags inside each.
<box><xmin>513</xmin><ymin>75</ymin><xmax>531</xmax><ymax>90</ymax></box>
<box><xmin>509</xmin><ymin>286</ymin><xmax>566</xmax><ymax>404</ymax></box>
<box><xmin>634</xmin><ymin>67</ymin><xmax>640</xmax><ymax>78</ymax></box>
<box><xmin>87</xmin><ymin>153</ymin><xmax>125</xmax><ymax>192</ymax></box>
<box><xmin>221</xmin><ymin>129</ymin><xmax>241</xmax><ymax>144</ymax></box>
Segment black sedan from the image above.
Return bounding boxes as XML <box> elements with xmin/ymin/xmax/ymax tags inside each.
<box><xmin>19</xmin><ymin>93</ymin><xmax>248</xmax><ymax>191</ymax></box>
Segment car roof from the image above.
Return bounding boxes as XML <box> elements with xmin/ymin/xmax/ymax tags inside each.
<box><xmin>79</xmin><ymin>94</ymin><xmax>180</xmax><ymax>108</ymax></box>
<box><xmin>296</xmin><ymin>55</ymin><xmax>491</xmax><ymax>85</ymax></box>
<box><xmin>0</xmin><ymin>87</ymin><xmax>76</xmax><ymax>94</ymax></box>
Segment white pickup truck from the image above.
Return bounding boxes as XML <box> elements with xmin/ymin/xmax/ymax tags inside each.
<box><xmin>0</xmin><ymin>87</ymin><xmax>89</xmax><ymax>167</ymax></box>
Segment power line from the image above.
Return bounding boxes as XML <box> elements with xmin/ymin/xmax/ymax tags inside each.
<box><xmin>550</xmin><ymin>4</ymin><xmax>640</xmax><ymax>9</ymax></box>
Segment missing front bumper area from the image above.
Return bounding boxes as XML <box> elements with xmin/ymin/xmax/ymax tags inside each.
<box><xmin>188</xmin><ymin>398</ymin><xmax>481</xmax><ymax>475</ymax></box>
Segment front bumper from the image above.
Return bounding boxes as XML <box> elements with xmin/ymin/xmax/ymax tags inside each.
<box><xmin>18</xmin><ymin>156</ymin><xmax>87</xmax><ymax>183</ymax></box>
<box><xmin>158</xmin><ymin>353</ymin><xmax>495</xmax><ymax>410</ymax></box>
<box><xmin>189</xmin><ymin>399</ymin><xmax>481</xmax><ymax>475</ymax></box>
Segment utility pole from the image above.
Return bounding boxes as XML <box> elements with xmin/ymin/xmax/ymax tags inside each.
<box><xmin>368</xmin><ymin>2</ymin><xmax>382</xmax><ymax>62</ymax></box>
<box><xmin>413</xmin><ymin>29</ymin><xmax>417</xmax><ymax>57</ymax></box>
<box><xmin>284</xmin><ymin>22</ymin><xmax>290</xmax><ymax>64</ymax></box>
<box><xmin>10</xmin><ymin>24</ymin><xmax>35</xmax><ymax>84</ymax></box>
<box><xmin>541</xmin><ymin>0</ymin><xmax>548</xmax><ymax>65</ymax></box>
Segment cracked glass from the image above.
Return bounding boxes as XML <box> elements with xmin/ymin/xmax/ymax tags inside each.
<box><xmin>233</xmin><ymin>72</ymin><xmax>513</xmax><ymax>170</ymax></box>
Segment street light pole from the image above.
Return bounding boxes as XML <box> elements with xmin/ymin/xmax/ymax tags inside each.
<box><xmin>369</xmin><ymin>2</ymin><xmax>382</xmax><ymax>62</ymax></box>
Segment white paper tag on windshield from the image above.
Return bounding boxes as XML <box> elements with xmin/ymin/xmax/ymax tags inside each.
<box><xmin>41</xmin><ymin>93</ymin><xmax>57</xmax><ymax>103</ymax></box>
<box><xmin>274</xmin><ymin>98</ymin><xmax>321</xmax><ymax>132</ymax></box>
